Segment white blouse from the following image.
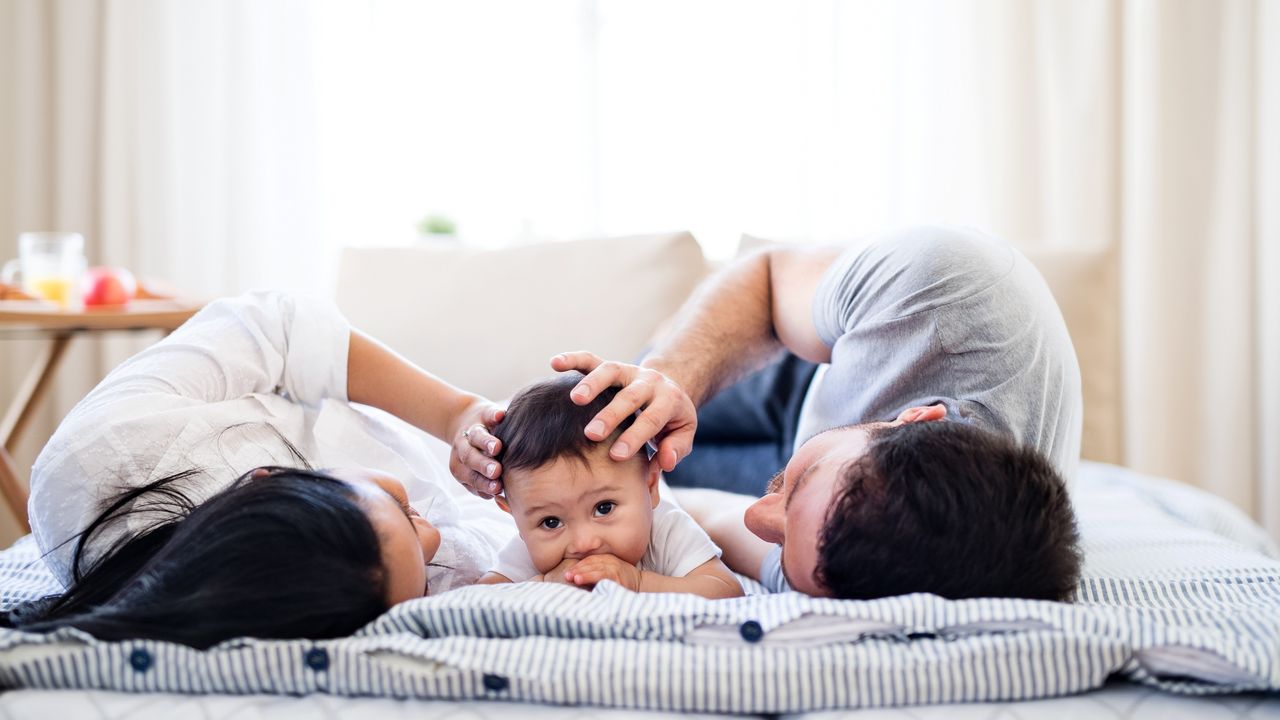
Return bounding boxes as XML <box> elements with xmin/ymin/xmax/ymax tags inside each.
<box><xmin>28</xmin><ymin>291</ymin><xmax>512</xmax><ymax>592</ymax></box>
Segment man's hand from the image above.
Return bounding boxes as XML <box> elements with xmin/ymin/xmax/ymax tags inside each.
<box><xmin>446</xmin><ymin>399</ymin><xmax>505</xmax><ymax>499</ymax></box>
<box><xmin>564</xmin><ymin>553</ymin><xmax>643</xmax><ymax>591</ymax></box>
<box><xmin>550</xmin><ymin>352</ymin><xmax>696</xmax><ymax>472</ymax></box>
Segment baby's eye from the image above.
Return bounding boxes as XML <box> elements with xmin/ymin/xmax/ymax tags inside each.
<box><xmin>539</xmin><ymin>517</ymin><xmax>562</xmax><ymax>530</ymax></box>
<box><xmin>594</xmin><ymin>501</ymin><xmax>616</xmax><ymax>517</ymax></box>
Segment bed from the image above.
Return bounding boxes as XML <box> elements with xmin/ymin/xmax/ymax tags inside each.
<box><xmin>2</xmin><ymin>461</ymin><xmax>1277</xmax><ymax>716</ymax></box>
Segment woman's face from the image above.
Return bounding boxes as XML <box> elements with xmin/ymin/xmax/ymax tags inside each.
<box><xmin>328</xmin><ymin>468</ymin><xmax>442</xmax><ymax>605</ymax></box>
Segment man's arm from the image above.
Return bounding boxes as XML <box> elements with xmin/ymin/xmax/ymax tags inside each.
<box><xmin>672</xmin><ymin>487</ymin><xmax>773</xmax><ymax>580</ymax></box>
<box><xmin>644</xmin><ymin>246</ymin><xmax>839</xmax><ymax>404</ymax></box>
<box><xmin>553</xmin><ymin>245</ymin><xmax>842</xmax><ymax>468</ymax></box>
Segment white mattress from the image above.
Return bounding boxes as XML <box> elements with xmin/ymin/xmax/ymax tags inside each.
<box><xmin>2</xmin><ymin>684</ymin><xmax>1277</xmax><ymax>719</ymax></box>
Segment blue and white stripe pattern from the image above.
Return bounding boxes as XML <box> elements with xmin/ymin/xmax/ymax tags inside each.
<box><xmin>1</xmin><ymin>462</ymin><xmax>1277</xmax><ymax>712</ymax></box>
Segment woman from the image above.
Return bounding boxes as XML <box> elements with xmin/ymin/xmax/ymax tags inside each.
<box><xmin>4</xmin><ymin>291</ymin><xmax>508</xmax><ymax>648</ymax></box>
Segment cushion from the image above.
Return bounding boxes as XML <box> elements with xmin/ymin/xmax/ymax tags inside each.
<box><xmin>335</xmin><ymin>232</ymin><xmax>707</xmax><ymax>402</ymax></box>
<box><xmin>1021</xmin><ymin>247</ymin><xmax>1122</xmax><ymax>464</ymax></box>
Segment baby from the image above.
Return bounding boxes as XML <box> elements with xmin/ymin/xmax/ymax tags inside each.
<box><xmin>478</xmin><ymin>372</ymin><xmax>743</xmax><ymax>598</ymax></box>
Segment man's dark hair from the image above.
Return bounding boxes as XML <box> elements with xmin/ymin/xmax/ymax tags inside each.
<box><xmin>815</xmin><ymin>421</ymin><xmax>1081</xmax><ymax>601</ymax></box>
<box><xmin>494</xmin><ymin>372</ymin><xmax>637</xmax><ymax>473</ymax></box>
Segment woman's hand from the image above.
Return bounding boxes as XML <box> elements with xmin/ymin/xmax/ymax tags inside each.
<box><xmin>446</xmin><ymin>398</ymin><xmax>506</xmax><ymax>499</ymax></box>
<box><xmin>550</xmin><ymin>352</ymin><xmax>697</xmax><ymax>472</ymax></box>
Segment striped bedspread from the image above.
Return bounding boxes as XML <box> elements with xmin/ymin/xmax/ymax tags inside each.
<box><xmin>1</xmin><ymin>462</ymin><xmax>1277</xmax><ymax>712</ymax></box>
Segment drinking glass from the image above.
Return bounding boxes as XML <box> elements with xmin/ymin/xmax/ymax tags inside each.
<box><xmin>1</xmin><ymin>232</ymin><xmax>87</xmax><ymax>308</ymax></box>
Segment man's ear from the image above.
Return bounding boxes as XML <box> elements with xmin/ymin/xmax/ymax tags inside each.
<box><xmin>495</xmin><ymin>494</ymin><xmax>511</xmax><ymax>514</ymax></box>
<box><xmin>646</xmin><ymin>457</ymin><xmax>662</xmax><ymax>509</ymax></box>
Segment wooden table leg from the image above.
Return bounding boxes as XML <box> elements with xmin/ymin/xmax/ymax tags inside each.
<box><xmin>0</xmin><ymin>446</ymin><xmax>30</xmax><ymax>533</ymax></box>
<box><xmin>0</xmin><ymin>333</ymin><xmax>71</xmax><ymax>533</ymax></box>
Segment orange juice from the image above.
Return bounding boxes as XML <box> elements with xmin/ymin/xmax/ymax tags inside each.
<box><xmin>28</xmin><ymin>276</ymin><xmax>76</xmax><ymax>307</ymax></box>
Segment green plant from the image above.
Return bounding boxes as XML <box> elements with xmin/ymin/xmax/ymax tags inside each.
<box><xmin>417</xmin><ymin>214</ymin><xmax>457</xmax><ymax>235</ymax></box>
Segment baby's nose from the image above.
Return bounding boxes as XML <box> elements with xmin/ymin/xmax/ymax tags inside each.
<box><xmin>568</xmin><ymin>528</ymin><xmax>604</xmax><ymax>556</ymax></box>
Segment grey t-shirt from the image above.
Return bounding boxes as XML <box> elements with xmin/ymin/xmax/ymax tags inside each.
<box><xmin>764</xmin><ymin>225</ymin><xmax>1083</xmax><ymax>592</ymax></box>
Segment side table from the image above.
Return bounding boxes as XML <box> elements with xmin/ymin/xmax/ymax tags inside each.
<box><xmin>0</xmin><ymin>299</ymin><xmax>204</xmax><ymax>532</ymax></box>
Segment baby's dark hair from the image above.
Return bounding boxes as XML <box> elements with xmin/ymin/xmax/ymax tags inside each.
<box><xmin>494</xmin><ymin>372</ymin><xmax>638</xmax><ymax>473</ymax></box>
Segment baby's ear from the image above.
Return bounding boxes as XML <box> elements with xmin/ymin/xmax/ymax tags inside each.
<box><xmin>495</xmin><ymin>494</ymin><xmax>511</xmax><ymax>514</ymax></box>
<box><xmin>646</xmin><ymin>457</ymin><xmax>662</xmax><ymax>508</ymax></box>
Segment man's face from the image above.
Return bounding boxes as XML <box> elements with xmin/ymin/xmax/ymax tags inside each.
<box><xmin>743</xmin><ymin>404</ymin><xmax>947</xmax><ymax>596</ymax></box>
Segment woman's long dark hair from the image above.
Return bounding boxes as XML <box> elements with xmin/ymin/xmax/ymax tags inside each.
<box><xmin>2</xmin><ymin>468</ymin><xmax>389</xmax><ymax>649</ymax></box>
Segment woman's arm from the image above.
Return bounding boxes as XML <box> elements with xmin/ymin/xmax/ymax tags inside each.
<box><xmin>347</xmin><ymin>330</ymin><xmax>495</xmax><ymax>445</ymax></box>
<box><xmin>347</xmin><ymin>329</ymin><xmax>506</xmax><ymax>493</ymax></box>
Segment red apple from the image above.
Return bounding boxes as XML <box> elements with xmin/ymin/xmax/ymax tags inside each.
<box><xmin>82</xmin><ymin>266</ymin><xmax>137</xmax><ymax>307</ymax></box>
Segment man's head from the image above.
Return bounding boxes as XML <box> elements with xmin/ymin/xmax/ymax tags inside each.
<box><xmin>493</xmin><ymin>372</ymin><xmax>660</xmax><ymax>574</ymax></box>
<box><xmin>746</xmin><ymin>405</ymin><xmax>1080</xmax><ymax>600</ymax></box>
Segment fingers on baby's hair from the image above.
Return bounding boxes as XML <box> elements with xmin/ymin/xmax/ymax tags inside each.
<box><xmin>465</xmin><ymin>427</ymin><xmax>500</xmax><ymax>457</ymax></box>
<box><xmin>551</xmin><ymin>351</ymin><xmax>602</xmax><ymax>371</ymax></box>
<box><xmin>659</xmin><ymin>439</ymin><xmax>689</xmax><ymax>470</ymax></box>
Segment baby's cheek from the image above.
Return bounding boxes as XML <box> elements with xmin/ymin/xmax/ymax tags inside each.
<box><xmin>525</xmin><ymin>535</ymin><xmax>565</xmax><ymax>575</ymax></box>
<box><xmin>610</xmin><ymin>522</ymin><xmax>650</xmax><ymax>567</ymax></box>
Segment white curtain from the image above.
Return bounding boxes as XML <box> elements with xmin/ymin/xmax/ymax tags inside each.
<box><xmin>0</xmin><ymin>0</ymin><xmax>328</xmax><ymax>542</ymax></box>
<box><xmin>1119</xmin><ymin>1</ymin><xmax>1279</xmax><ymax>535</ymax></box>
<box><xmin>964</xmin><ymin>1</ymin><xmax>1279</xmax><ymax>531</ymax></box>
<box><xmin>1</xmin><ymin>0</ymin><xmax>1277</xmax><ymax>542</ymax></box>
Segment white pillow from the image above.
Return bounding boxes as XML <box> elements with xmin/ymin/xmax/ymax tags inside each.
<box><xmin>335</xmin><ymin>232</ymin><xmax>708</xmax><ymax>402</ymax></box>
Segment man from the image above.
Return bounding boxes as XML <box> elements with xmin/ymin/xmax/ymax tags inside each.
<box><xmin>460</xmin><ymin>225</ymin><xmax>1083</xmax><ymax>600</ymax></box>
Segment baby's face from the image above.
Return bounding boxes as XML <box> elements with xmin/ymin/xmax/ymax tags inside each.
<box><xmin>502</xmin><ymin>450</ymin><xmax>659</xmax><ymax>575</ymax></box>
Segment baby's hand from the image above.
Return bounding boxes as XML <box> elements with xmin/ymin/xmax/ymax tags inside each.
<box><xmin>565</xmin><ymin>553</ymin><xmax>642</xmax><ymax>592</ymax></box>
<box><xmin>539</xmin><ymin>557</ymin><xmax>582</xmax><ymax>586</ymax></box>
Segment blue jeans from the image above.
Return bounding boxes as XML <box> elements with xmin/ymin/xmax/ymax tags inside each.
<box><xmin>662</xmin><ymin>353</ymin><xmax>819</xmax><ymax>497</ymax></box>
